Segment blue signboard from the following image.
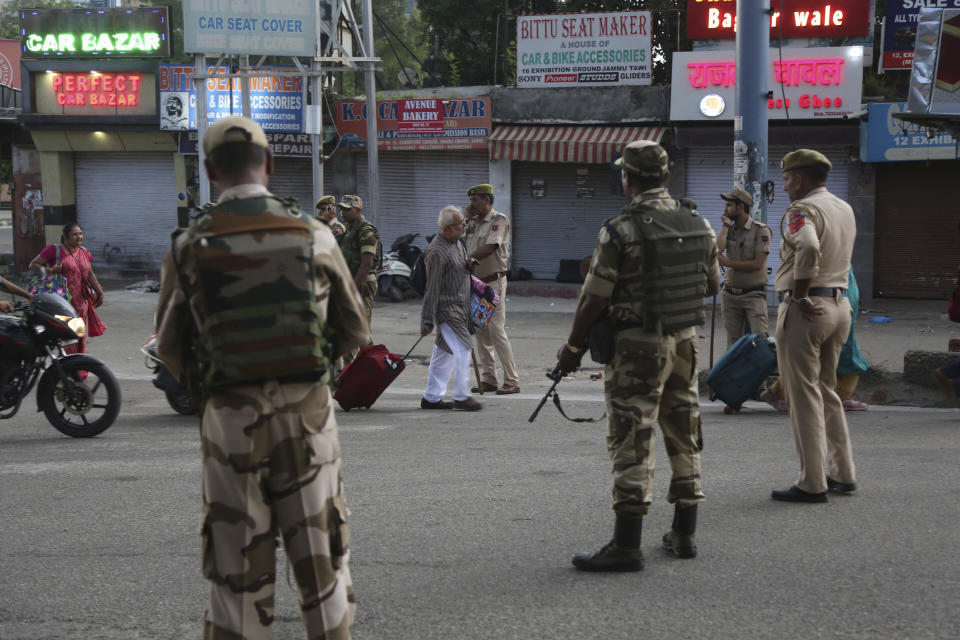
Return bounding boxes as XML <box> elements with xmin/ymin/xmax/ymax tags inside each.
<box><xmin>860</xmin><ymin>102</ymin><xmax>957</xmax><ymax>161</ymax></box>
<box><xmin>883</xmin><ymin>0</ymin><xmax>960</xmax><ymax>70</ymax></box>
<box><xmin>159</xmin><ymin>64</ymin><xmax>303</xmax><ymax>133</ymax></box>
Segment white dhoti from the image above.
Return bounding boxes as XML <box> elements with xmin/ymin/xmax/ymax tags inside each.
<box><xmin>423</xmin><ymin>323</ymin><xmax>472</xmax><ymax>403</ymax></box>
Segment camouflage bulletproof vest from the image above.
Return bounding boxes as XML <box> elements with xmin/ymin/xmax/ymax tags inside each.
<box><xmin>173</xmin><ymin>196</ymin><xmax>331</xmax><ymax>390</ymax></box>
<box><xmin>339</xmin><ymin>218</ymin><xmax>381</xmax><ymax>276</ymax></box>
<box><xmin>606</xmin><ymin>197</ymin><xmax>712</xmax><ymax>334</ymax></box>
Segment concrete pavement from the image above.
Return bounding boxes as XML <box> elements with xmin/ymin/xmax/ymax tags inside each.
<box><xmin>0</xmin><ymin>285</ymin><xmax>958</xmax><ymax>639</ymax></box>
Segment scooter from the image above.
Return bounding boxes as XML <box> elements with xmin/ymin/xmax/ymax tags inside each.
<box><xmin>141</xmin><ymin>333</ymin><xmax>198</xmax><ymax>415</ymax></box>
<box><xmin>0</xmin><ymin>293</ymin><xmax>121</xmax><ymax>437</ymax></box>
<box><xmin>377</xmin><ymin>233</ymin><xmax>423</xmax><ymax>302</ymax></box>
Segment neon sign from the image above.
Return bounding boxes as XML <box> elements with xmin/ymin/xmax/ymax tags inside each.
<box><xmin>686</xmin><ymin>0</ymin><xmax>871</xmax><ymax>40</ymax></box>
<box><xmin>50</xmin><ymin>72</ymin><xmax>142</xmax><ymax>107</ymax></box>
<box><xmin>687</xmin><ymin>58</ymin><xmax>844</xmax><ymax>89</ymax></box>
<box><xmin>20</xmin><ymin>7</ymin><xmax>170</xmax><ymax>58</ymax></box>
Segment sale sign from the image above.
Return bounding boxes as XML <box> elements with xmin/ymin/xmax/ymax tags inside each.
<box><xmin>516</xmin><ymin>11</ymin><xmax>652</xmax><ymax>88</ymax></box>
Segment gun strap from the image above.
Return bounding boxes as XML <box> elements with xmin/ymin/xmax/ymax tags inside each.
<box><xmin>552</xmin><ymin>391</ymin><xmax>606</xmax><ymax>423</ymax></box>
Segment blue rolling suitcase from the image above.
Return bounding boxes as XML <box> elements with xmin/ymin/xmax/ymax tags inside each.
<box><xmin>706</xmin><ymin>333</ymin><xmax>777</xmax><ymax>410</ymax></box>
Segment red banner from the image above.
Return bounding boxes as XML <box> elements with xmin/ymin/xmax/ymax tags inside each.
<box><xmin>396</xmin><ymin>98</ymin><xmax>445</xmax><ymax>134</ymax></box>
<box><xmin>686</xmin><ymin>0</ymin><xmax>872</xmax><ymax>40</ymax></box>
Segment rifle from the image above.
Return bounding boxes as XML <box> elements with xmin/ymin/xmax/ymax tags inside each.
<box><xmin>528</xmin><ymin>365</ymin><xmax>562</xmax><ymax>423</ymax></box>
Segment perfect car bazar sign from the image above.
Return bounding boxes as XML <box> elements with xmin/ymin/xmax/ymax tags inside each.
<box><xmin>19</xmin><ymin>7</ymin><xmax>171</xmax><ymax>58</ymax></box>
<box><xmin>516</xmin><ymin>11</ymin><xmax>652</xmax><ymax>87</ymax></box>
<box><xmin>182</xmin><ymin>0</ymin><xmax>317</xmax><ymax>57</ymax></box>
<box><xmin>670</xmin><ymin>46</ymin><xmax>865</xmax><ymax>121</ymax></box>
<box><xmin>334</xmin><ymin>97</ymin><xmax>492</xmax><ymax>152</ymax></box>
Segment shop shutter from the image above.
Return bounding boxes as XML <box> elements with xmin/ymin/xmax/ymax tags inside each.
<box><xmin>212</xmin><ymin>157</ymin><xmax>314</xmax><ymax>210</ymax></box>
<box><xmin>74</xmin><ymin>152</ymin><xmax>178</xmax><ymax>271</ymax></box>
<box><xmin>511</xmin><ymin>161</ymin><xmax>628</xmax><ymax>280</ymax></box>
<box><xmin>355</xmin><ymin>151</ymin><xmax>488</xmax><ymax>252</ymax></box>
<box><xmin>874</xmin><ymin>161</ymin><xmax>958</xmax><ymax>298</ymax></box>
<box><xmin>684</xmin><ymin>145</ymin><xmax>849</xmax><ymax>290</ymax></box>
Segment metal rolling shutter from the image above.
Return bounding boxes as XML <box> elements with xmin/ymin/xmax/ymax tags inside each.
<box><xmin>267</xmin><ymin>157</ymin><xmax>314</xmax><ymax>209</ymax></box>
<box><xmin>355</xmin><ymin>151</ymin><xmax>488</xmax><ymax>252</ymax></box>
<box><xmin>511</xmin><ymin>162</ymin><xmax>628</xmax><ymax>280</ymax></box>
<box><xmin>684</xmin><ymin>145</ymin><xmax>849</xmax><ymax>289</ymax></box>
<box><xmin>74</xmin><ymin>152</ymin><xmax>178</xmax><ymax>271</ymax></box>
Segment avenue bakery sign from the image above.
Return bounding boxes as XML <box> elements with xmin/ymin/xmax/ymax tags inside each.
<box><xmin>686</xmin><ymin>0</ymin><xmax>871</xmax><ymax>39</ymax></box>
<box><xmin>670</xmin><ymin>46</ymin><xmax>864</xmax><ymax>120</ymax></box>
<box><xmin>20</xmin><ymin>7</ymin><xmax>170</xmax><ymax>58</ymax></box>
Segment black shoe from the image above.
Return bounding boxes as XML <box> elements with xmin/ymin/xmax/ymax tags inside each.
<box><xmin>571</xmin><ymin>540</ymin><xmax>644</xmax><ymax>572</ymax></box>
<box><xmin>662</xmin><ymin>530</ymin><xmax>698</xmax><ymax>558</ymax></box>
<box><xmin>453</xmin><ymin>397</ymin><xmax>482</xmax><ymax>411</ymax></box>
<box><xmin>826</xmin><ymin>476</ymin><xmax>857</xmax><ymax>494</ymax></box>
<box><xmin>771</xmin><ymin>485</ymin><xmax>828</xmax><ymax>503</ymax></box>
<box><xmin>420</xmin><ymin>398</ymin><xmax>452</xmax><ymax>410</ymax></box>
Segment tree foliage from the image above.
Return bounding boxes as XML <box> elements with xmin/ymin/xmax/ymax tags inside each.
<box><xmin>0</xmin><ymin>0</ymin><xmax>78</xmax><ymax>40</ymax></box>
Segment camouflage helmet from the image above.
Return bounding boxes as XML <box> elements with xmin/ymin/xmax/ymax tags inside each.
<box><xmin>616</xmin><ymin>140</ymin><xmax>669</xmax><ymax>178</ymax></box>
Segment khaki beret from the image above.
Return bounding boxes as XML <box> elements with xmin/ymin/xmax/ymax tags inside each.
<box><xmin>203</xmin><ymin>116</ymin><xmax>269</xmax><ymax>155</ymax></box>
<box><xmin>315</xmin><ymin>195</ymin><xmax>335</xmax><ymax>208</ymax></box>
<box><xmin>337</xmin><ymin>194</ymin><xmax>362</xmax><ymax>209</ymax></box>
<box><xmin>720</xmin><ymin>186</ymin><xmax>753</xmax><ymax>208</ymax></box>
<box><xmin>781</xmin><ymin>148</ymin><xmax>832</xmax><ymax>172</ymax></box>
<box><xmin>615</xmin><ymin>140</ymin><xmax>669</xmax><ymax>178</ymax></box>
<box><xmin>467</xmin><ymin>183</ymin><xmax>494</xmax><ymax>197</ymax></box>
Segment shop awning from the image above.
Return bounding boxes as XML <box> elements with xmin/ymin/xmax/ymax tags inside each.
<box><xmin>488</xmin><ymin>125</ymin><xmax>664</xmax><ymax>163</ymax></box>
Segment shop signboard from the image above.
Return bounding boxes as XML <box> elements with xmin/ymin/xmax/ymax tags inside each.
<box><xmin>32</xmin><ymin>69</ymin><xmax>156</xmax><ymax>116</ymax></box>
<box><xmin>882</xmin><ymin>0</ymin><xmax>960</xmax><ymax>71</ymax></box>
<box><xmin>516</xmin><ymin>11</ymin><xmax>652</xmax><ymax>87</ymax></box>
<box><xmin>333</xmin><ymin>97</ymin><xmax>491</xmax><ymax>152</ymax></box>
<box><xmin>396</xmin><ymin>99</ymin><xmax>445</xmax><ymax>134</ymax></box>
<box><xmin>19</xmin><ymin>7</ymin><xmax>170</xmax><ymax>58</ymax></box>
<box><xmin>860</xmin><ymin>102</ymin><xmax>956</xmax><ymax>161</ymax></box>
<box><xmin>179</xmin><ymin>130</ymin><xmax>313</xmax><ymax>158</ymax></box>
<box><xmin>0</xmin><ymin>39</ymin><xmax>22</xmax><ymax>88</ymax></box>
<box><xmin>670</xmin><ymin>46</ymin><xmax>864</xmax><ymax>121</ymax></box>
<box><xmin>686</xmin><ymin>0</ymin><xmax>871</xmax><ymax>39</ymax></box>
<box><xmin>182</xmin><ymin>0</ymin><xmax>317</xmax><ymax>57</ymax></box>
<box><xmin>159</xmin><ymin>64</ymin><xmax>303</xmax><ymax>133</ymax></box>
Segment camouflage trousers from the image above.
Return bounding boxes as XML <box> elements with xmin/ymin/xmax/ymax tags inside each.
<box><xmin>603</xmin><ymin>325</ymin><xmax>705</xmax><ymax>516</ymax></box>
<box><xmin>341</xmin><ymin>280</ymin><xmax>377</xmax><ymax>369</ymax></box>
<box><xmin>201</xmin><ymin>381</ymin><xmax>354</xmax><ymax>640</ymax></box>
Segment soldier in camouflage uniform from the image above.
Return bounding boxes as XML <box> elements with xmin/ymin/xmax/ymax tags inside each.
<box><xmin>155</xmin><ymin>116</ymin><xmax>370</xmax><ymax>639</ymax></box>
<box><xmin>337</xmin><ymin>194</ymin><xmax>379</xmax><ymax>329</ymax></box>
<box><xmin>557</xmin><ymin>140</ymin><xmax>721</xmax><ymax>572</ymax></box>
<box><xmin>316</xmin><ymin>195</ymin><xmax>346</xmax><ymax>238</ymax></box>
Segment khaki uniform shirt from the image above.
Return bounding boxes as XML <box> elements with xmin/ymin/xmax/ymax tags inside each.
<box><xmin>155</xmin><ymin>183</ymin><xmax>370</xmax><ymax>381</ymax></box>
<box><xmin>321</xmin><ymin>217</ymin><xmax>346</xmax><ymax>237</ymax></box>
<box><xmin>465</xmin><ymin>208</ymin><xmax>510</xmax><ymax>279</ymax></box>
<box><xmin>774</xmin><ymin>186</ymin><xmax>856</xmax><ymax>293</ymax></box>
<box><xmin>723</xmin><ymin>217</ymin><xmax>771</xmax><ymax>289</ymax></box>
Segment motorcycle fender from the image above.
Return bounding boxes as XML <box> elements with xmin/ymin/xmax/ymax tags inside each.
<box><xmin>35</xmin><ymin>354</ymin><xmax>106</xmax><ymax>412</ymax></box>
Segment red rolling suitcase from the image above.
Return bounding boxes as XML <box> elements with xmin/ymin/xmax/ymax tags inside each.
<box><xmin>334</xmin><ymin>338</ymin><xmax>422</xmax><ymax>410</ymax></box>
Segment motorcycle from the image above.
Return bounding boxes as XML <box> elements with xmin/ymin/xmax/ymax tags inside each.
<box><xmin>376</xmin><ymin>232</ymin><xmax>424</xmax><ymax>302</ymax></box>
<box><xmin>0</xmin><ymin>293</ymin><xmax>121</xmax><ymax>437</ymax></box>
<box><xmin>141</xmin><ymin>333</ymin><xmax>198</xmax><ymax>415</ymax></box>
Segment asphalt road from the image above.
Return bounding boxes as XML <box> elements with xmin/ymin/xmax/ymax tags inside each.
<box><xmin>1</xmin><ymin>289</ymin><xmax>959</xmax><ymax>639</ymax></box>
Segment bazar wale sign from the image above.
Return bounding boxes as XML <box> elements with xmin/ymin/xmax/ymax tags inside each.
<box><xmin>516</xmin><ymin>11</ymin><xmax>652</xmax><ymax>87</ymax></box>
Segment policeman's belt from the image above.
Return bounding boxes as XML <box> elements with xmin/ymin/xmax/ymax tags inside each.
<box><xmin>778</xmin><ymin>287</ymin><xmax>845</xmax><ymax>302</ymax></box>
<box><xmin>723</xmin><ymin>284</ymin><xmax>766</xmax><ymax>295</ymax></box>
<box><xmin>479</xmin><ymin>271</ymin><xmax>505</xmax><ymax>283</ymax></box>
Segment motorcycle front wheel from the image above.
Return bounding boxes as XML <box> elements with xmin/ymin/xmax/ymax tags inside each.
<box><xmin>39</xmin><ymin>361</ymin><xmax>121</xmax><ymax>437</ymax></box>
<box><xmin>165</xmin><ymin>389</ymin><xmax>198</xmax><ymax>415</ymax></box>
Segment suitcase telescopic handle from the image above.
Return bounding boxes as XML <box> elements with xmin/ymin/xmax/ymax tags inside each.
<box><xmin>401</xmin><ymin>335</ymin><xmax>425</xmax><ymax>361</ymax></box>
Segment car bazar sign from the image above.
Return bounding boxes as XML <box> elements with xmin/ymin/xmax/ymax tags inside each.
<box><xmin>20</xmin><ymin>7</ymin><xmax>170</xmax><ymax>58</ymax></box>
<box><xmin>686</xmin><ymin>0</ymin><xmax>871</xmax><ymax>39</ymax></box>
<box><xmin>32</xmin><ymin>69</ymin><xmax>156</xmax><ymax>116</ymax></box>
<box><xmin>334</xmin><ymin>97</ymin><xmax>491</xmax><ymax>152</ymax></box>
<box><xmin>670</xmin><ymin>46</ymin><xmax>865</xmax><ymax>121</ymax></box>
<box><xmin>516</xmin><ymin>11</ymin><xmax>652</xmax><ymax>87</ymax></box>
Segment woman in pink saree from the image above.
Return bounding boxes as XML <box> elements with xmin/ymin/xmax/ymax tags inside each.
<box><xmin>29</xmin><ymin>223</ymin><xmax>106</xmax><ymax>354</ymax></box>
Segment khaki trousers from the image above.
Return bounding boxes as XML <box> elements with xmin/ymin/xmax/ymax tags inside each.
<box><xmin>475</xmin><ymin>275</ymin><xmax>519</xmax><ymax>387</ymax></box>
<box><xmin>775</xmin><ymin>296</ymin><xmax>856</xmax><ymax>494</ymax></box>
<box><xmin>721</xmin><ymin>289</ymin><xmax>769</xmax><ymax>349</ymax></box>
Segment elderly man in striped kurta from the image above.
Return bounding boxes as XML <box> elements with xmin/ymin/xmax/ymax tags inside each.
<box><xmin>420</xmin><ymin>206</ymin><xmax>482</xmax><ymax>411</ymax></box>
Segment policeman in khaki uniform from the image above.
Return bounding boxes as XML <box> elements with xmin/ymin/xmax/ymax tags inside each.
<box><xmin>316</xmin><ymin>195</ymin><xmax>346</xmax><ymax>237</ymax></box>
<box><xmin>771</xmin><ymin>149</ymin><xmax>858</xmax><ymax>503</ymax></box>
<box><xmin>716</xmin><ymin>186</ymin><xmax>771</xmax><ymax>348</ymax></box>
<box><xmin>337</xmin><ymin>194</ymin><xmax>380</xmax><ymax>327</ymax></box>
<box><xmin>464</xmin><ymin>183</ymin><xmax>520</xmax><ymax>394</ymax></box>
<box><xmin>155</xmin><ymin>116</ymin><xmax>370</xmax><ymax>639</ymax></box>
<box><xmin>557</xmin><ymin>141</ymin><xmax>721</xmax><ymax>572</ymax></box>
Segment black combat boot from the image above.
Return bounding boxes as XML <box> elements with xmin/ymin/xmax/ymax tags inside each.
<box><xmin>662</xmin><ymin>504</ymin><xmax>697</xmax><ymax>558</ymax></box>
<box><xmin>571</xmin><ymin>513</ymin><xmax>644</xmax><ymax>572</ymax></box>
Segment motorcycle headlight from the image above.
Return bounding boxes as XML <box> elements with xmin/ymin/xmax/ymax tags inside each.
<box><xmin>56</xmin><ymin>315</ymin><xmax>87</xmax><ymax>338</ymax></box>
